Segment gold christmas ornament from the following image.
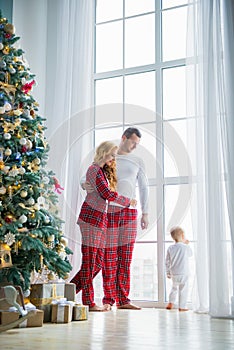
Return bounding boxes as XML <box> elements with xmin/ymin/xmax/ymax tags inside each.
<box><xmin>4</xmin><ymin>23</ymin><xmax>15</xmax><ymax>35</ymax></box>
<box><xmin>47</xmin><ymin>271</ymin><xmax>56</xmax><ymax>280</ymax></box>
<box><xmin>20</xmin><ymin>190</ymin><xmax>28</xmax><ymax>198</ymax></box>
<box><xmin>0</xmin><ymin>243</ymin><xmax>13</xmax><ymax>268</ymax></box>
<box><xmin>3</xmin><ymin>46</ymin><xmax>10</xmax><ymax>55</ymax></box>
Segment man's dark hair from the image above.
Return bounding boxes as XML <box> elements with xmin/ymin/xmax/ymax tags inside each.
<box><xmin>123</xmin><ymin>127</ymin><xmax>142</xmax><ymax>139</ymax></box>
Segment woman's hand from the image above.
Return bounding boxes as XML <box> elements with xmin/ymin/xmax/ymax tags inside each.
<box><xmin>130</xmin><ymin>199</ymin><xmax>137</xmax><ymax>207</ymax></box>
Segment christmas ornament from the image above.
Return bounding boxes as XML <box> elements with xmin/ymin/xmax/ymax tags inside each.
<box><xmin>4</xmin><ymin>148</ymin><xmax>12</xmax><ymax>156</ymax></box>
<box><xmin>4</xmin><ymin>232</ymin><xmax>16</xmax><ymax>246</ymax></box>
<box><xmin>4</xmin><ymin>23</ymin><xmax>15</xmax><ymax>35</ymax></box>
<box><xmin>20</xmin><ymin>190</ymin><xmax>28</xmax><ymax>198</ymax></box>
<box><xmin>3</xmin><ymin>133</ymin><xmax>11</xmax><ymax>139</ymax></box>
<box><xmin>19</xmin><ymin>214</ymin><xmax>27</xmax><ymax>223</ymax></box>
<box><xmin>0</xmin><ymin>243</ymin><xmax>12</xmax><ymax>268</ymax></box>
<box><xmin>0</xmin><ymin>186</ymin><xmax>6</xmax><ymax>195</ymax></box>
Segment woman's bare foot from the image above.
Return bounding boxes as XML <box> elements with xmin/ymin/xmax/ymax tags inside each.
<box><xmin>103</xmin><ymin>304</ymin><xmax>112</xmax><ymax>311</ymax></box>
<box><xmin>89</xmin><ymin>304</ymin><xmax>110</xmax><ymax>312</ymax></box>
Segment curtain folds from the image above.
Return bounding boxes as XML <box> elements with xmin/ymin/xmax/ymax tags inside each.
<box><xmin>44</xmin><ymin>0</ymin><xmax>95</xmax><ymax>279</ymax></box>
<box><xmin>188</xmin><ymin>0</ymin><xmax>234</xmax><ymax>317</ymax></box>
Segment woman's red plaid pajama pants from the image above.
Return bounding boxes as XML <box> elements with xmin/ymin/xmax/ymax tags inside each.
<box><xmin>70</xmin><ymin>222</ymin><xmax>105</xmax><ymax>307</ymax></box>
<box><xmin>102</xmin><ymin>206</ymin><xmax>138</xmax><ymax>307</ymax></box>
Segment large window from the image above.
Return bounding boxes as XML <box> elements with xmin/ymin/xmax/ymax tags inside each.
<box><xmin>93</xmin><ymin>0</ymin><xmax>196</xmax><ymax>307</ymax></box>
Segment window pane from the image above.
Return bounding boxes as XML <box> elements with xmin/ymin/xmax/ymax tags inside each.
<box><xmin>96</xmin><ymin>21</ymin><xmax>123</xmax><ymax>73</ymax></box>
<box><xmin>95</xmin><ymin>126</ymin><xmax>123</xmax><ymax>146</ymax></box>
<box><xmin>95</xmin><ymin>77</ymin><xmax>123</xmax><ymax>125</ymax></box>
<box><xmin>163</xmin><ymin>66</ymin><xmax>186</xmax><ymax>119</ymax></box>
<box><xmin>130</xmin><ymin>243</ymin><xmax>158</xmax><ymax>301</ymax></box>
<box><xmin>162</xmin><ymin>6</ymin><xmax>188</xmax><ymax>61</ymax></box>
<box><xmin>164</xmin><ymin>184</ymin><xmax>194</xmax><ymax>239</ymax></box>
<box><xmin>162</xmin><ymin>0</ymin><xmax>188</xmax><ymax>9</ymax></box>
<box><xmin>125</xmin><ymin>71</ymin><xmax>156</xmax><ymax>122</ymax></box>
<box><xmin>164</xmin><ymin>119</ymin><xmax>196</xmax><ymax>177</ymax></box>
<box><xmin>125</xmin><ymin>14</ymin><xmax>155</xmax><ymax>68</ymax></box>
<box><xmin>96</xmin><ymin>0</ymin><xmax>123</xmax><ymax>23</ymax></box>
<box><xmin>132</xmin><ymin>123</ymin><xmax>157</xmax><ymax>180</ymax></box>
<box><xmin>125</xmin><ymin>0</ymin><xmax>155</xmax><ymax>17</ymax></box>
<box><xmin>138</xmin><ymin>187</ymin><xmax>157</xmax><ymax>242</ymax></box>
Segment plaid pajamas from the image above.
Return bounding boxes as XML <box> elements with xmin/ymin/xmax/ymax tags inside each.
<box><xmin>102</xmin><ymin>206</ymin><xmax>138</xmax><ymax>306</ymax></box>
<box><xmin>71</xmin><ymin>163</ymin><xmax>131</xmax><ymax>307</ymax></box>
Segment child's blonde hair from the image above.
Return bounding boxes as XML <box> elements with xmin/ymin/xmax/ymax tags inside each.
<box><xmin>170</xmin><ymin>227</ymin><xmax>184</xmax><ymax>242</ymax></box>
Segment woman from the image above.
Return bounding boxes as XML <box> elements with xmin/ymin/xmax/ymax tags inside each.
<box><xmin>71</xmin><ymin>141</ymin><xmax>137</xmax><ymax>311</ymax></box>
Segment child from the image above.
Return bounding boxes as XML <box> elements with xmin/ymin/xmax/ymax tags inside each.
<box><xmin>165</xmin><ymin>227</ymin><xmax>193</xmax><ymax>311</ymax></box>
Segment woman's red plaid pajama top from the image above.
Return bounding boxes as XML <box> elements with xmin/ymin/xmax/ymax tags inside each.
<box><xmin>70</xmin><ymin>163</ymin><xmax>130</xmax><ymax>308</ymax></box>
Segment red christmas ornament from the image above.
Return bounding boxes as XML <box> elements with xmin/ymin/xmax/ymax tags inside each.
<box><xmin>5</xmin><ymin>216</ymin><xmax>13</xmax><ymax>223</ymax></box>
<box><xmin>5</xmin><ymin>33</ymin><xmax>11</xmax><ymax>39</ymax></box>
<box><xmin>21</xmin><ymin>145</ymin><xmax>27</xmax><ymax>153</ymax></box>
<box><xmin>53</xmin><ymin>177</ymin><xmax>64</xmax><ymax>194</ymax></box>
<box><xmin>21</xmin><ymin>80</ymin><xmax>35</xmax><ymax>94</ymax></box>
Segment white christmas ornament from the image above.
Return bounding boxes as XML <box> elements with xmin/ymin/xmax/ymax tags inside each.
<box><xmin>19</xmin><ymin>138</ymin><xmax>27</xmax><ymax>145</ymax></box>
<box><xmin>4</xmin><ymin>102</ymin><xmax>11</xmax><ymax>111</ymax></box>
<box><xmin>19</xmin><ymin>214</ymin><xmax>27</xmax><ymax>223</ymax></box>
<box><xmin>4</xmin><ymin>232</ymin><xmax>16</xmax><ymax>246</ymax></box>
<box><xmin>3</xmin><ymin>133</ymin><xmax>11</xmax><ymax>140</ymax></box>
<box><xmin>18</xmin><ymin>167</ymin><xmax>26</xmax><ymax>175</ymax></box>
<box><xmin>27</xmin><ymin>197</ymin><xmax>35</xmax><ymax>205</ymax></box>
<box><xmin>0</xmin><ymin>186</ymin><xmax>6</xmax><ymax>194</ymax></box>
<box><xmin>0</xmin><ymin>106</ymin><xmax>5</xmax><ymax>114</ymax></box>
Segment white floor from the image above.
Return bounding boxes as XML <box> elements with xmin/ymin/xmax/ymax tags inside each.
<box><xmin>1</xmin><ymin>308</ymin><xmax>234</xmax><ymax>350</ymax></box>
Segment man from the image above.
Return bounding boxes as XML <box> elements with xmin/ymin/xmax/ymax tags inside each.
<box><xmin>77</xmin><ymin>127</ymin><xmax>149</xmax><ymax>310</ymax></box>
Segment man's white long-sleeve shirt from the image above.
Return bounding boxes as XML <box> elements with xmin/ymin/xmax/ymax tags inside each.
<box><xmin>165</xmin><ymin>242</ymin><xmax>193</xmax><ymax>276</ymax></box>
<box><xmin>113</xmin><ymin>153</ymin><xmax>149</xmax><ymax>214</ymax></box>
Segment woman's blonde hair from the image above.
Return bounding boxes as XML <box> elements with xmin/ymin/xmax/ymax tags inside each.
<box><xmin>94</xmin><ymin>141</ymin><xmax>118</xmax><ymax>191</ymax></box>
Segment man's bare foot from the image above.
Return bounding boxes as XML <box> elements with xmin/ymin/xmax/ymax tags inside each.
<box><xmin>89</xmin><ymin>304</ymin><xmax>110</xmax><ymax>312</ymax></box>
<box><xmin>179</xmin><ymin>308</ymin><xmax>189</xmax><ymax>312</ymax></box>
<box><xmin>117</xmin><ymin>303</ymin><xmax>141</xmax><ymax>310</ymax></box>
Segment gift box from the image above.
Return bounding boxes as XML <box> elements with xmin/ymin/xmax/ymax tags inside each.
<box><xmin>51</xmin><ymin>299</ymin><xmax>74</xmax><ymax>323</ymax></box>
<box><xmin>64</xmin><ymin>283</ymin><xmax>76</xmax><ymax>301</ymax></box>
<box><xmin>30</xmin><ymin>283</ymin><xmax>65</xmax><ymax>306</ymax></box>
<box><xmin>30</xmin><ymin>283</ymin><xmax>65</xmax><ymax>322</ymax></box>
<box><xmin>0</xmin><ymin>309</ymin><xmax>44</xmax><ymax>328</ymax></box>
<box><xmin>0</xmin><ymin>310</ymin><xmax>18</xmax><ymax>325</ymax></box>
<box><xmin>18</xmin><ymin>309</ymin><xmax>44</xmax><ymax>328</ymax></box>
<box><xmin>72</xmin><ymin>304</ymin><xmax>88</xmax><ymax>321</ymax></box>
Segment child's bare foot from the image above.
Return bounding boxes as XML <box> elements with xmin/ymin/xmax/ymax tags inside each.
<box><xmin>89</xmin><ymin>304</ymin><xmax>110</xmax><ymax>312</ymax></box>
<box><xmin>166</xmin><ymin>303</ymin><xmax>174</xmax><ymax>310</ymax></box>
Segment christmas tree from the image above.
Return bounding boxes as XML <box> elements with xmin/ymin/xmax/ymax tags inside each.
<box><xmin>0</xmin><ymin>12</ymin><xmax>72</xmax><ymax>292</ymax></box>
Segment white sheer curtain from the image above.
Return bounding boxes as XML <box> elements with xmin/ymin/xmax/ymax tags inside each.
<box><xmin>13</xmin><ymin>0</ymin><xmax>95</xmax><ymax>279</ymax></box>
<box><xmin>45</xmin><ymin>0</ymin><xmax>95</xmax><ymax>279</ymax></box>
<box><xmin>188</xmin><ymin>0</ymin><xmax>234</xmax><ymax>317</ymax></box>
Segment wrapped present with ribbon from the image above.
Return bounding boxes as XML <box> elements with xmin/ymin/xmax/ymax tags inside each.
<box><xmin>64</xmin><ymin>283</ymin><xmax>76</xmax><ymax>301</ymax></box>
<box><xmin>72</xmin><ymin>304</ymin><xmax>89</xmax><ymax>321</ymax></box>
<box><xmin>29</xmin><ymin>283</ymin><xmax>65</xmax><ymax>322</ymax></box>
<box><xmin>51</xmin><ymin>298</ymin><xmax>74</xmax><ymax>323</ymax></box>
<box><xmin>0</xmin><ymin>309</ymin><xmax>44</xmax><ymax>328</ymax></box>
